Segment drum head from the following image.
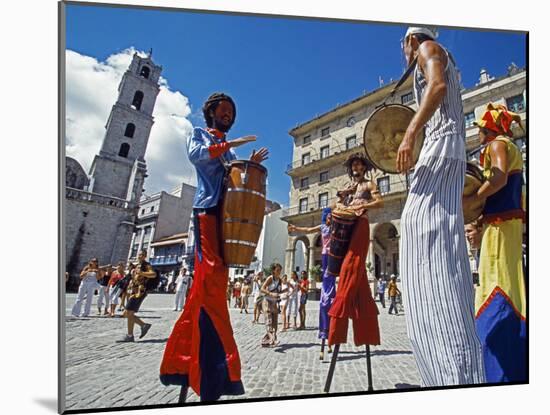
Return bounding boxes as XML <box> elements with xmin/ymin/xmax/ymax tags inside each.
<box><xmin>363</xmin><ymin>104</ymin><xmax>424</xmax><ymax>174</ymax></box>
<box><xmin>229</xmin><ymin>159</ymin><xmax>268</xmax><ymax>175</ymax></box>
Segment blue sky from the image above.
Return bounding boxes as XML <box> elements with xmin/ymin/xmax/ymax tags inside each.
<box><xmin>65</xmin><ymin>3</ymin><xmax>527</xmax><ymax>205</ymax></box>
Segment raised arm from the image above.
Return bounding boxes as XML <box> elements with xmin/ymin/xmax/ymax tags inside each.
<box><xmin>288</xmin><ymin>224</ymin><xmax>322</xmax><ymax>234</ymax></box>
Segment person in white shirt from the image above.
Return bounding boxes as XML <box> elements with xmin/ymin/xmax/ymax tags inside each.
<box><xmin>286</xmin><ymin>271</ymin><xmax>299</xmax><ymax>329</ymax></box>
<box><xmin>174</xmin><ymin>267</ymin><xmax>192</xmax><ymax>312</ymax></box>
<box><xmin>71</xmin><ymin>258</ymin><xmax>104</xmax><ymax>318</ymax></box>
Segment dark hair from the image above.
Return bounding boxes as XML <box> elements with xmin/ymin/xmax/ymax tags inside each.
<box><xmin>343</xmin><ymin>152</ymin><xmax>374</xmax><ymax>178</ymax></box>
<box><xmin>272</xmin><ymin>263</ymin><xmax>283</xmax><ymax>272</ymax></box>
<box><xmin>202</xmin><ymin>92</ymin><xmax>237</xmax><ymax>128</ymax></box>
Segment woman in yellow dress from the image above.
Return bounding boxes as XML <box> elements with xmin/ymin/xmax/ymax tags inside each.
<box><xmin>464</xmin><ymin>103</ymin><xmax>526</xmax><ymax>383</ymax></box>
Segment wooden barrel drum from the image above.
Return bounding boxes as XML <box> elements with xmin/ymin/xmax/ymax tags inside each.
<box><xmin>326</xmin><ymin>208</ymin><xmax>357</xmax><ymax>277</ymax></box>
<box><xmin>221</xmin><ymin>160</ymin><xmax>268</xmax><ymax>268</ymax></box>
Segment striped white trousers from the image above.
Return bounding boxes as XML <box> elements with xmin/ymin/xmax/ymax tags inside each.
<box><xmin>400</xmin><ymin>154</ymin><xmax>486</xmax><ymax>386</ymax></box>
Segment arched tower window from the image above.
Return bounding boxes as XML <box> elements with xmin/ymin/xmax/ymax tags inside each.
<box><xmin>124</xmin><ymin>123</ymin><xmax>136</xmax><ymax>138</ymax></box>
<box><xmin>140</xmin><ymin>66</ymin><xmax>150</xmax><ymax>79</ymax></box>
<box><xmin>131</xmin><ymin>91</ymin><xmax>144</xmax><ymax>111</ymax></box>
<box><xmin>118</xmin><ymin>143</ymin><xmax>130</xmax><ymax>158</ymax></box>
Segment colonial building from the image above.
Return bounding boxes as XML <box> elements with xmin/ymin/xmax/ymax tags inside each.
<box><xmin>65</xmin><ymin>53</ymin><xmax>162</xmax><ymax>289</ymax></box>
<box><xmin>127</xmin><ymin>182</ymin><xmax>195</xmax><ymax>262</ymax></box>
<box><xmin>282</xmin><ymin>65</ymin><xmax>527</xmax><ymax>280</ymax></box>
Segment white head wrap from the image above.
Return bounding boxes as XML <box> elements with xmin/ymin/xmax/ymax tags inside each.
<box><xmin>405</xmin><ymin>26</ymin><xmax>438</xmax><ymax>40</ymax></box>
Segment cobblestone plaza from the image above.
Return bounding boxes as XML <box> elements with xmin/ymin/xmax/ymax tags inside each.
<box><xmin>64</xmin><ymin>294</ymin><xmax>420</xmax><ymax>411</ymax></box>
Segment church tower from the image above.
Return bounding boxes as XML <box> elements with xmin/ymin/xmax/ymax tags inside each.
<box><xmin>88</xmin><ymin>52</ymin><xmax>162</xmax><ymax>203</ymax></box>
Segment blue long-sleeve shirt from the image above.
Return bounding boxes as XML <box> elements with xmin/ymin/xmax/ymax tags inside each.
<box><xmin>187</xmin><ymin>127</ymin><xmax>237</xmax><ymax>209</ymax></box>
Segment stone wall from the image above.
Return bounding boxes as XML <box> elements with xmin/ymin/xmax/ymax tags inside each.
<box><xmin>65</xmin><ymin>193</ymin><xmax>136</xmax><ymax>289</ymax></box>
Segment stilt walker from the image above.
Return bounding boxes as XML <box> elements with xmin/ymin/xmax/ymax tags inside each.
<box><xmin>288</xmin><ymin>207</ymin><xmax>335</xmax><ymax>360</ymax></box>
<box><xmin>159</xmin><ymin>92</ymin><xmax>269</xmax><ymax>401</ymax></box>
<box><xmin>324</xmin><ymin>153</ymin><xmax>383</xmax><ymax>392</ymax></box>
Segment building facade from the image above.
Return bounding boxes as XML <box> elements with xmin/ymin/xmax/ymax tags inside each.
<box><xmin>127</xmin><ymin>182</ymin><xmax>195</xmax><ymax>263</ymax></box>
<box><xmin>282</xmin><ymin>65</ymin><xmax>527</xmax><ymax>281</ymax></box>
<box><xmin>65</xmin><ymin>53</ymin><xmax>162</xmax><ymax>290</ymax></box>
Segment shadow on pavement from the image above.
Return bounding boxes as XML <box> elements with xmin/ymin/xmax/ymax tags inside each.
<box><xmin>138</xmin><ymin>338</ymin><xmax>169</xmax><ymax>344</ymax></box>
<box><xmin>395</xmin><ymin>383</ymin><xmax>421</xmax><ymax>389</ymax></box>
<box><xmin>273</xmin><ymin>343</ymin><xmax>319</xmax><ymax>353</ymax></box>
<box><xmin>335</xmin><ymin>349</ymin><xmax>413</xmax><ymax>362</ymax></box>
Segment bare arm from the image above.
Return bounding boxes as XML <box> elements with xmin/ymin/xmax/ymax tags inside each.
<box><xmin>474</xmin><ymin>141</ymin><xmax>509</xmax><ymax>200</ymax></box>
<box><xmin>288</xmin><ymin>224</ymin><xmax>322</xmax><ymax>234</ymax></box>
<box><xmin>138</xmin><ymin>264</ymin><xmax>157</xmax><ymax>279</ymax></box>
<box><xmin>397</xmin><ymin>41</ymin><xmax>448</xmax><ymax>172</ymax></box>
<box><xmin>348</xmin><ymin>181</ymin><xmax>384</xmax><ymax>212</ymax></box>
<box><xmin>80</xmin><ymin>266</ymin><xmax>89</xmax><ymax>278</ymax></box>
<box><xmin>260</xmin><ymin>276</ymin><xmax>275</xmax><ymax>296</ymax></box>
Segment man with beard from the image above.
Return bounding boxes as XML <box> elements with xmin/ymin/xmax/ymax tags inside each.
<box><xmin>160</xmin><ymin>92</ymin><xmax>268</xmax><ymax>401</ymax></box>
<box><xmin>397</xmin><ymin>26</ymin><xmax>485</xmax><ymax>386</ymax></box>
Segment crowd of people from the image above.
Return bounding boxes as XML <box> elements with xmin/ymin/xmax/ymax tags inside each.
<box><xmin>225</xmin><ymin>267</ymin><xmax>310</xmax><ymax>347</ymax></box>
<box><xmin>70</xmin><ymin>250</ymin><xmax>195</xmax><ymax>342</ymax></box>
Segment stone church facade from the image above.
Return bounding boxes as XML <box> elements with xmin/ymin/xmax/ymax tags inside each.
<box><xmin>64</xmin><ymin>53</ymin><xmax>162</xmax><ymax>289</ymax></box>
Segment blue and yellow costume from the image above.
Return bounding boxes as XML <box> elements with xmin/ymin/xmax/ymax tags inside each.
<box><xmin>474</xmin><ymin>103</ymin><xmax>526</xmax><ymax>383</ymax></box>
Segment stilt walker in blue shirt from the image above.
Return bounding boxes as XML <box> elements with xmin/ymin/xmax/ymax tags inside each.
<box><xmin>288</xmin><ymin>207</ymin><xmax>335</xmax><ymax>360</ymax></box>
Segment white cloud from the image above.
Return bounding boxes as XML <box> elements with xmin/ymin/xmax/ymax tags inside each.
<box><xmin>65</xmin><ymin>47</ymin><xmax>196</xmax><ymax>195</ymax></box>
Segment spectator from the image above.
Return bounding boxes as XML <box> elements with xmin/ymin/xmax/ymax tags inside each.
<box><xmin>174</xmin><ymin>267</ymin><xmax>192</xmax><ymax>312</ymax></box>
<box><xmin>298</xmin><ymin>271</ymin><xmax>310</xmax><ymax>329</ymax></box>
<box><xmin>286</xmin><ymin>271</ymin><xmax>299</xmax><ymax>329</ymax></box>
<box><xmin>387</xmin><ymin>275</ymin><xmax>402</xmax><ymax>315</ymax></box>
<box><xmin>376</xmin><ymin>276</ymin><xmax>387</xmax><ymax>308</ymax></box>
<box><xmin>97</xmin><ymin>265</ymin><xmax>112</xmax><ymax>315</ymax></box>
<box><xmin>227</xmin><ymin>280</ymin><xmax>233</xmax><ymax>308</ymax></box>
<box><xmin>121</xmin><ymin>250</ymin><xmax>155</xmax><ymax>342</ymax></box>
<box><xmin>252</xmin><ymin>272</ymin><xmax>264</xmax><ymax>323</ymax></box>
<box><xmin>108</xmin><ymin>262</ymin><xmax>125</xmax><ymax>317</ymax></box>
<box><xmin>71</xmin><ymin>258</ymin><xmax>103</xmax><ymax>318</ymax></box>
<box><xmin>118</xmin><ymin>263</ymin><xmax>134</xmax><ymax>311</ymax></box>
<box><xmin>260</xmin><ymin>263</ymin><xmax>285</xmax><ymax>347</ymax></box>
<box><xmin>233</xmin><ymin>279</ymin><xmax>242</xmax><ymax>308</ymax></box>
<box><xmin>240</xmin><ymin>278</ymin><xmax>251</xmax><ymax>314</ymax></box>
<box><xmin>280</xmin><ymin>274</ymin><xmax>290</xmax><ymax>331</ymax></box>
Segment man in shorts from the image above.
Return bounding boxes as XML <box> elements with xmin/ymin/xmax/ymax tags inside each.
<box><xmin>121</xmin><ymin>250</ymin><xmax>156</xmax><ymax>342</ymax></box>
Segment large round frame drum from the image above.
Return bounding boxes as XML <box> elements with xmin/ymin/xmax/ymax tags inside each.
<box><xmin>363</xmin><ymin>104</ymin><xmax>425</xmax><ymax>174</ymax></box>
<box><xmin>221</xmin><ymin>160</ymin><xmax>267</xmax><ymax>268</ymax></box>
<box><xmin>463</xmin><ymin>162</ymin><xmax>486</xmax><ymax>224</ymax></box>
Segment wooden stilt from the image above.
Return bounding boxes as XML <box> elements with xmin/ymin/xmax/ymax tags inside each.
<box><xmin>323</xmin><ymin>344</ymin><xmax>340</xmax><ymax>393</ymax></box>
<box><xmin>366</xmin><ymin>345</ymin><xmax>374</xmax><ymax>391</ymax></box>
<box><xmin>320</xmin><ymin>339</ymin><xmax>326</xmax><ymax>360</ymax></box>
<box><xmin>178</xmin><ymin>385</ymin><xmax>188</xmax><ymax>404</ymax></box>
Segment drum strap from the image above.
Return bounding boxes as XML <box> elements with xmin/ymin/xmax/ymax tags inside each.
<box><xmin>384</xmin><ymin>57</ymin><xmax>418</xmax><ymax>104</ymax></box>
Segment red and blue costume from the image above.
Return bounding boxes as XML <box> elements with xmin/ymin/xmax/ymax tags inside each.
<box><xmin>159</xmin><ymin>127</ymin><xmax>245</xmax><ymax>401</ymax></box>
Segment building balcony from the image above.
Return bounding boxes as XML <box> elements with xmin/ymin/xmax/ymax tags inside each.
<box><xmin>286</xmin><ymin>140</ymin><xmax>363</xmax><ymax>177</ymax></box>
<box><xmin>281</xmin><ymin>197</ymin><xmax>337</xmax><ymax>222</ymax></box>
<box><xmin>150</xmin><ymin>254</ymin><xmax>181</xmax><ymax>266</ymax></box>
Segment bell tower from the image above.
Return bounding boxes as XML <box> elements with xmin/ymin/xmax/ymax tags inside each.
<box><xmin>88</xmin><ymin>52</ymin><xmax>162</xmax><ymax>203</ymax></box>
